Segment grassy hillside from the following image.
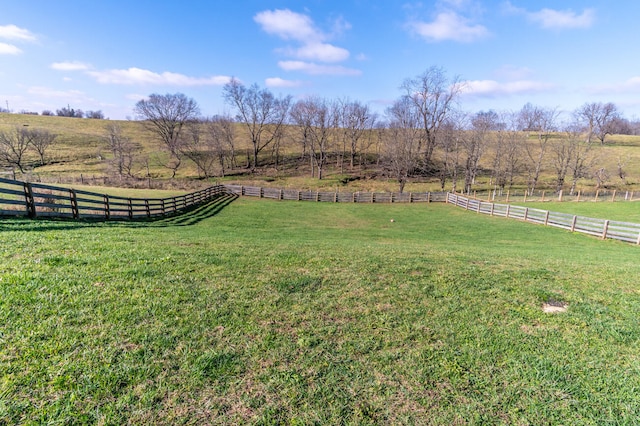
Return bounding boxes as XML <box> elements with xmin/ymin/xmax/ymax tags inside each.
<box><xmin>2</xmin><ymin>112</ymin><xmax>640</xmax><ymax>193</ymax></box>
<box><xmin>2</xmin><ymin>199</ymin><xmax>640</xmax><ymax>424</ymax></box>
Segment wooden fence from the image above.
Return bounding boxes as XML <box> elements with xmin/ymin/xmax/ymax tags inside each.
<box><xmin>447</xmin><ymin>192</ymin><xmax>640</xmax><ymax>245</ymax></box>
<box><xmin>223</xmin><ymin>185</ymin><xmax>447</xmax><ymax>203</ymax></box>
<box><xmin>0</xmin><ymin>177</ymin><xmax>232</xmax><ymax>220</ymax></box>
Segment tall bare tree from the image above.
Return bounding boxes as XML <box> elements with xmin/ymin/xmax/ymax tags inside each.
<box><xmin>336</xmin><ymin>99</ymin><xmax>375</xmax><ymax>170</ymax></box>
<box><xmin>519</xmin><ymin>103</ymin><xmax>559</xmax><ymax>194</ymax></box>
<box><xmin>28</xmin><ymin>129</ymin><xmax>57</xmax><ymax>166</ymax></box>
<box><xmin>134</xmin><ymin>93</ymin><xmax>200</xmax><ymax>178</ymax></box>
<box><xmin>0</xmin><ymin>127</ymin><xmax>34</xmax><ymax>173</ymax></box>
<box><xmin>223</xmin><ymin>79</ymin><xmax>291</xmax><ymax>171</ymax></box>
<box><xmin>383</xmin><ymin>97</ymin><xmax>422</xmax><ymax>193</ymax></box>
<box><xmin>104</xmin><ymin>124</ymin><xmax>136</xmax><ymax>178</ymax></box>
<box><xmin>400</xmin><ymin>66</ymin><xmax>463</xmax><ymax>164</ymax></box>
<box><xmin>575</xmin><ymin>102</ymin><xmax>620</xmax><ymax>145</ymax></box>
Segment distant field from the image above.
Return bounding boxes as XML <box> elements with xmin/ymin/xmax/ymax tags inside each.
<box><xmin>2</xmin><ymin>198</ymin><xmax>640</xmax><ymax>424</ymax></box>
<box><xmin>3</xmin><ymin>112</ymin><xmax>640</xmax><ymax>193</ymax></box>
<box><xmin>522</xmin><ymin>200</ymin><xmax>640</xmax><ymax>223</ymax></box>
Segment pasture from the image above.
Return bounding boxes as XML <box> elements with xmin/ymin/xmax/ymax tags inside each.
<box><xmin>1</xmin><ymin>198</ymin><xmax>640</xmax><ymax>424</ymax></box>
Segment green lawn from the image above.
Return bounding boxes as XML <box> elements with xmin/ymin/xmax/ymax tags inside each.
<box><xmin>523</xmin><ymin>200</ymin><xmax>640</xmax><ymax>223</ymax></box>
<box><xmin>1</xmin><ymin>198</ymin><xmax>640</xmax><ymax>424</ymax></box>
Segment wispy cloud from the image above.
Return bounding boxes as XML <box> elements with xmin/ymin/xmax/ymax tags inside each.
<box><xmin>0</xmin><ymin>24</ymin><xmax>36</xmax><ymax>55</ymax></box>
<box><xmin>51</xmin><ymin>61</ymin><xmax>92</xmax><ymax>71</ymax></box>
<box><xmin>278</xmin><ymin>61</ymin><xmax>362</xmax><ymax>76</ymax></box>
<box><xmin>0</xmin><ymin>42</ymin><xmax>22</xmax><ymax>55</ymax></box>
<box><xmin>255</xmin><ymin>8</ymin><xmax>357</xmax><ymax>73</ymax></box>
<box><xmin>588</xmin><ymin>76</ymin><xmax>640</xmax><ymax>94</ymax></box>
<box><xmin>51</xmin><ymin>62</ymin><xmax>231</xmax><ymax>87</ymax></box>
<box><xmin>461</xmin><ymin>79</ymin><xmax>555</xmax><ymax>97</ymax></box>
<box><xmin>504</xmin><ymin>2</ymin><xmax>595</xmax><ymax>29</ymax></box>
<box><xmin>265</xmin><ymin>77</ymin><xmax>303</xmax><ymax>88</ymax></box>
<box><xmin>0</xmin><ymin>24</ymin><xmax>36</xmax><ymax>41</ymax></box>
<box><xmin>407</xmin><ymin>11</ymin><xmax>489</xmax><ymax>42</ymax></box>
<box><xmin>86</xmin><ymin>67</ymin><xmax>232</xmax><ymax>86</ymax></box>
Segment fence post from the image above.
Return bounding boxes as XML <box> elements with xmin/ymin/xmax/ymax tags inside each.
<box><xmin>410</xmin><ymin>192</ymin><xmax>413</xmax><ymax>203</ymax></box>
<box><xmin>465</xmin><ymin>197</ymin><xmax>470</xmax><ymax>210</ymax></box>
<box><xmin>280</xmin><ymin>189</ymin><xmax>284</xmax><ymax>200</ymax></box>
<box><xmin>69</xmin><ymin>189</ymin><xmax>79</xmax><ymax>219</ymax></box>
<box><xmin>602</xmin><ymin>220</ymin><xmax>609</xmax><ymax>239</ymax></box>
<box><xmin>371</xmin><ymin>193</ymin><xmax>374</xmax><ymax>203</ymax></box>
<box><xmin>160</xmin><ymin>199</ymin><xmax>165</xmax><ymax>216</ymax></box>
<box><xmin>611</xmin><ymin>190</ymin><xmax>616</xmax><ymax>202</ymax></box>
<box><xmin>541</xmin><ymin>191</ymin><xmax>545</xmax><ymax>202</ymax></box>
<box><xmin>335</xmin><ymin>192</ymin><xmax>338</xmax><ymax>203</ymax></box>
<box><xmin>104</xmin><ymin>194</ymin><xmax>110</xmax><ymax>219</ymax></box>
<box><xmin>544</xmin><ymin>210</ymin><xmax>549</xmax><ymax>226</ymax></box>
<box><xmin>490</xmin><ymin>203</ymin><xmax>495</xmax><ymax>216</ymax></box>
<box><xmin>594</xmin><ymin>190</ymin><xmax>599</xmax><ymax>202</ymax></box>
<box><xmin>558</xmin><ymin>190</ymin><xmax>563</xmax><ymax>202</ymax></box>
<box><xmin>506</xmin><ymin>204</ymin><xmax>511</xmax><ymax>218</ymax></box>
<box><xmin>128</xmin><ymin>198</ymin><xmax>133</xmax><ymax>219</ymax></box>
<box><xmin>390</xmin><ymin>193</ymin><xmax>393</xmax><ymax>203</ymax></box>
<box><xmin>427</xmin><ymin>192</ymin><xmax>431</xmax><ymax>203</ymax></box>
<box><xmin>506</xmin><ymin>190</ymin><xmax>510</xmax><ymax>203</ymax></box>
<box><xmin>23</xmin><ymin>182</ymin><xmax>36</xmax><ymax>219</ymax></box>
<box><xmin>523</xmin><ymin>207</ymin><xmax>529</xmax><ymax>221</ymax></box>
<box><xmin>571</xmin><ymin>215</ymin><xmax>577</xmax><ymax>232</ymax></box>
<box><xmin>145</xmin><ymin>199</ymin><xmax>150</xmax><ymax>218</ymax></box>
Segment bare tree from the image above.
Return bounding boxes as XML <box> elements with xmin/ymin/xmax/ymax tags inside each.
<box><xmin>400</xmin><ymin>66</ymin><xmax>463</xmax><ymax>164</ymax></box>
<box><xmin>223</xmin><ymin>79</ymin><xmax>291</xmax><ymax>171</ymax></box>
<box><xmin>134</xmin><ymin>93</ymin><xmax>200</xmax><ymax>178</ymax></box>
<box><xmin>104</xmin><ymin>124</ymin><xmax>136</xmax><ymax>178</ymax></box>
<box><xmin>520</xmin><ymin>104</ymin><xmax>559</xmax><ymax>194</ymax></box>
<box><xmin>495</xmin><ymin>113</ymin><xmax>525</xmax><ymax>193</ymax></box>
<box><xmin>0</xmin><ymin>127</ymin><xmax>34</xmax><ymax>172</ymax></box>
<box><xmin>29</xmin><ymin>129</ymin><xmax>57</xmax><ymax>166</ymax></box>
<box><xmin>382</xmin><ymin>97</ymin><xmax>422</xmax><ymax>193</ymax></box>
<box><xmin>462</xmin><ymin>111</ymin><xmax>498</xmax><ymax>193</ymax></box>
<box><xmin>180</xmin><ymin>120</ymin><xmax>217</xmax><ymax>178</ymax></box>
<box><xmin>575</xmin><ymin>102</ymin><xmax>620</xmax><ymax>145</ymax></box>
<box><xmin>290</xmin><ymin>99</ymin><xmax>316</xmax><ymax>177</ymax></box>
<box><xmin>336</xmin><ymin>99</ymin><xmax>375</xmax><ymax>170</ymax></box>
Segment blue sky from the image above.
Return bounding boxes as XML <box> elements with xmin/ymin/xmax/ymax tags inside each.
<box><xmin>2</xmin><ymin>0</ymin><xmax>640</xmax><ymax>121</ymax></box>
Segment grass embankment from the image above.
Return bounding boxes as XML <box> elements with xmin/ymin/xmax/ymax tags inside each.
<box><xmin>2</xmin><ymin>198</ymin><xmax>640</xmax><ymax>424</ymax></box>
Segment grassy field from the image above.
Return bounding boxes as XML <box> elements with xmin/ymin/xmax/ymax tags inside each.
<box><xmin>3</xmin><ymin>112</ymin><xmax>640</xmax><ymax>193</ymax></box>
<box><xmin>2</xmin><ymin>197</ymin><xmax>640</xmax><ymax>424</ymax></box>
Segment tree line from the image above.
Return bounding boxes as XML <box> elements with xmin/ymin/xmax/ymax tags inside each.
<box><xmin>129</xmin><ymin>66</ymin><xmax>634</xmax><ymax>193</ymax></box>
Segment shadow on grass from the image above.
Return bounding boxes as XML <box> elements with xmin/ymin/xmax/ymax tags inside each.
<box><xmin>0</xmin><ymin>193</ymin><xmax>238</xmax><ymax>232</ymax></box>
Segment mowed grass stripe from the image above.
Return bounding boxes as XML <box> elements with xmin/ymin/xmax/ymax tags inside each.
<box><xmin>1</xmin><ymin>199</ymin><xmax>639</xmax><ymax>424</ymax></box>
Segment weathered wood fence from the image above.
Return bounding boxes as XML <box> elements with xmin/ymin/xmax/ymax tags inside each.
<box><xmin>223</xmin><ymin>185</ymin><xmax>447</xmax><ymax>203</ymax></box>
<box><xmin>0</xmin><ymin>177</ymin><xmax>232</xmax><ymax>220</ymax></box>
<box><xmin>447</xmin><ymin>192</ymin><xmax>640</xmax><ymax>245</ymax></box>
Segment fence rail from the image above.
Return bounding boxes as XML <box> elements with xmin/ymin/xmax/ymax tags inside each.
<box><xmin>0</xmin><ymin>177</ymin><xmax>232</xmax><ymax>220</ymax></box>
<box><xmin>447</xmin><ymin>192</ymin><xmax>640</xmax><ymax>245</ymax></box>
<box><xmin>223</xmin><ymin>185</ymin><xmax>447</xmax><ymax>203</ymax></box>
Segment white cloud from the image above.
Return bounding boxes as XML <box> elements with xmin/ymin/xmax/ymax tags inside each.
<box><xmin>294</xmin><ymin>42</ymin><xmax>349</xmax><ymax>63</ymax></box>
<box><xmin>255</xmin><ymin>8</ymin><xmax>352</xmax><ymax>64</ymax></box>
<box><xmin>265</xmin><ymin>77</ymin><xmax>303</xmax><ymax>88</ymax></box>
<box><xmin>254</xmin><ymin>9</ymin><xmax>320</xmax><ymax>42</ymax></box>
<box><xmin>0</xmin><ymin>42</ymin><xmax>21</xmax><ymax>55</ymax></box>
<box><xmin>86</xmin><ymin>67</ymin><xmax>232</xmax><ymax>86</ymax></box>
<box><xmin>589</xmin><ymin>76</ymin><xmax>640</xmax><ymax>94</ymax></box>
<box><xmin>0</xmin><ymin>24</ymin><xmax>36</xmax><ymax>41</ymax></box>
<box><xmin>461</xmin><ymin>79</ymin><xmax>555</xmax><ymax>97</ymax></box>
<box><xmin>278</xmin><ymin>60</ymin><xmax>361</xmax><ymax>76</ymax></box>
<box><xmin>27</xmin><ymin>86</ymin><xmax>88</xmax><ymax>100</ymax></box>
<box><xmin>505</xmin><ymin>2</ymin><xmax>595</xmax><ymax>30</ymax></box>
<box><xmin>51</xmin><ymin>61</ymin><xmax>92</xmax><ymax>71</ymax></box>
<box><xmin>408</xmin><ymin>11</ymin><xmax>489</xmax><ymax>43</ymax></box>
<box><xmin>530</xmin><ymin>8</ymin><xmax>595</xmax><ymax>29</ymax></box>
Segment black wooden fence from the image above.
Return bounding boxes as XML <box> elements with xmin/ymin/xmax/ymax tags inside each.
<box><xmin>0</xmin><ymin>177</ymin><xmax>232</xmax><ymax>220</ymax></box>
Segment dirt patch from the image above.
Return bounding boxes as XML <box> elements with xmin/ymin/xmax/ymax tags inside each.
<box><xmin>542</xmin><ymin>299</ymin><xmax>568</xmax><ymax>313</ymax></box>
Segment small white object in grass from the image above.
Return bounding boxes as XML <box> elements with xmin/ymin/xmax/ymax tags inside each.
<box><xmin>390</xmin><ymin>218</ymin><xmax>395</xmax><ymax>222</ymax></box>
